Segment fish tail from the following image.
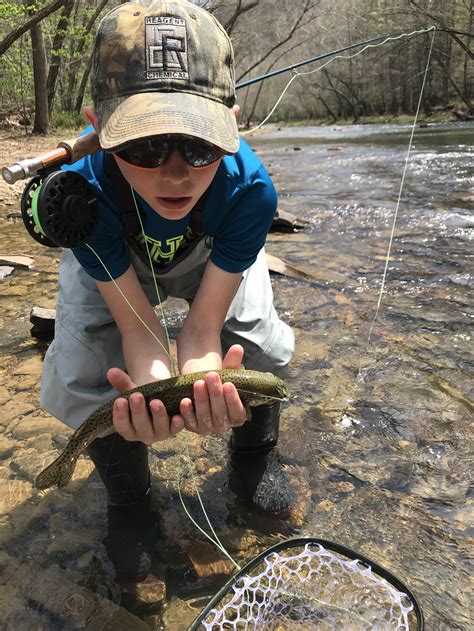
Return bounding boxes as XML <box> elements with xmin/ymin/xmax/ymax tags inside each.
<box><xmin>35</xmin><ymin>454</ymin><xmax>77</xmax><ymax>490</ymax></box>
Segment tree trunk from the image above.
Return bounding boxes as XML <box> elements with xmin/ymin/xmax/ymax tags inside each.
<box><xmin>464</xmin><ymin>0</ymin><xmax>473</xmax><ymax>100</ymax></box>
<box><xmin>47</xmin><ymin>0</ymin><xmax>74</xmax><ymax>114</ymax></box>
<box><xmin>74</xmin><ymin>51</ymin><xmax>93</xmax><ymax>113</ymax></box>
<box><xmin>64</xmin><ymin>0</ymin><xmax>109</xmax><ymax>111</ymax></box>
<box><xmin>30</xmin><ymin>7</ymin><xmax>49</xmax><ymax>134</ymax></box>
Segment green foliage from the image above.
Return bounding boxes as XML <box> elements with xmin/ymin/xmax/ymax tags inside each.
<box><xmin>0</xmin><ymin>3</ymin><xmax>26</xmax><ymax>21</ymax></box>
<box><xmin>51</xmin><ymin>110</ymin><xmax>85</xmax><ymax>130</ymax></box>
<box><xmin>0</xmin><ymin>0</ymin><xmax>472</xmax><ymax>127</ymax></box>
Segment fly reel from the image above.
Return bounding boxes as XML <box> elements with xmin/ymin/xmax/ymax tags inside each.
<box><xmin>21</xmin><ymin>170</ymin><xmax>98</xmax><ymax>248</ymax></box>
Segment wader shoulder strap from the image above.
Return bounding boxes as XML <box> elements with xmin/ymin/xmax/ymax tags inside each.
<box><xmin>103</xmin><ymin>153</ymin><xmax>208</xmax><ymax>236</ymax></box>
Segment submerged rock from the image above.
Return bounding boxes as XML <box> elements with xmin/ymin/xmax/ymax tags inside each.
<box><xmin>186</xmin><ymin>540</ymin><xmax>234</xmax><ymax>578</ymax></box>
<box><xmin>0</xmin><ymin>265</ymin><xmax>14</xmax><ymax>280</ymax></box>
<box><xmin>30</xmin><ymin>306</ymin><xmax>56</xmax><ymax>340</ymax></box>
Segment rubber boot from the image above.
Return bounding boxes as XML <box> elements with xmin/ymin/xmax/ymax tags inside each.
<box><xmin>86</xmin><ymin>433</ymin><xmax>156</xmax><ymax>581</ymax></box>
<box><xmin>230</xmin><ymin>402</ymin><xmax>295</xmax><ymax>514</ymax></box>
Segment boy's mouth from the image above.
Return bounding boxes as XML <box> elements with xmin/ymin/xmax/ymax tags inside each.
<box><xmin>157</xmin><ymin>196</ymin><xmax>193</xmax><ymax>210</ymax></box>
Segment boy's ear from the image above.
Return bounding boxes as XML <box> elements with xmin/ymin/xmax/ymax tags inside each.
<box><xmin>83</xmin><ymin>105</ymin><xmax>99</xmax><ymax>132</ymax></box>
<box><xmin>232</xmin><ymin>104</ymin><xmax>240</xmax><ymax>118</ymax></box>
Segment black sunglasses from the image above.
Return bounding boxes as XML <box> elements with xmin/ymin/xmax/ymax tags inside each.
<box><xmin>114</xmin><ymin>136</ymin><xmax>224</xmax><ymax>169</ymax></box>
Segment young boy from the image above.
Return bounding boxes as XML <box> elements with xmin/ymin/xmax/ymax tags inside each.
<box><xmin>41</xmin><ymin>0</ymin><xmax>295</xmax><ymax>581</ymax></box>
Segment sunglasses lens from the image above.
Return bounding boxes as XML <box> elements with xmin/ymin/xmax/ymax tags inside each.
<box><xmin>117</xmin><ymin>140</ymin><xmax>169</xmax><ymax>168</ymax></box>
<box><xmin>184</xmin><ymin>140</ymin><xmax>223</xmax><ymax>167</ymax></box>
<box><xmin>115</xmin><ymin>138</ymin><xmax>223</xmax><ymax>168</ymax></box>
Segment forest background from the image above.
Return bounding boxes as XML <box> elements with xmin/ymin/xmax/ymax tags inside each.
<box><xmin>0</xmin><ymin>0</ymin><xmax>472</xmax><ymax>135</ymax></box>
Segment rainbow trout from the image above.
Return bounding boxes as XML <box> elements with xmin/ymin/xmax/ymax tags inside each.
<box><xmin>35</xmin><ymin>368</ymin><xmax>288</xmax><ymax>490</ymax></box>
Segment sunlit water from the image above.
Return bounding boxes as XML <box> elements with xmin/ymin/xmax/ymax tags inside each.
<box><xmin>0</xmin><ymin>122</ymin><xmax>472</xmax><ymax>629</ymax></box>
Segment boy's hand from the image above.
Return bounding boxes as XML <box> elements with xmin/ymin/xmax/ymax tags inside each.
<box><xmin>178</xmin><ymin>344</ymin><xmax>249</xmax><ymax>436</ymax></box>
<box><xmin>107</xmin><ymin>368</ymin><xmax>185</xmax><ymax>444</ymax></box>
<box><xmin>107</xmin><ymin>344</ymin><xmax>248</xmax><ymax>443</ymax></box>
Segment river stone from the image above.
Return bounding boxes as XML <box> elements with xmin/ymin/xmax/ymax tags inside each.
<box><xmin>4</xmin><ymin>606</ymin><xmax>50</xmax><ymax>630</ymax></box>
<box><xmin>13</xmin><ymin>355</ymin><xmax>43</xmax><ymax>376</ymax></box>
<box><xmin>24</xmin><ymin>565</ymin><xmax>150</xmax><ymax>630</ymax></box>
<box><xmin>0</xmin><ymin>479</ymin><xmax>33</xmax><ymax>515</ymax></box>
<box><xmin>25</xmin><ymin>432</ymin><xmax>53</xmax><ymax>453</ymax></box>
<box><xmin>1</xmin><ymin>399</ymin><xmax>36</xmax><ymax>424</ymax></box>
<box><xmin>0</xmin><ymin>385</ymin><xmax>11</xmax><ymax>404</ymax></box>
<box><xmin>0</xmin><ymin>265</ymin><xmax>14</xmax><ymax>280</ymax></box>
<box><xmin>0</xmin><ymin>255</ymin><xmax>34</xmax><ymax>269</ymax></box>
<box><xmin>14</xmin><ymin>374</ymin><xmax>39</xmax><ymax>391</ymax></box>
<box><xmin>0</xmin><ymin>436</ymin><xmax>16</xmax><ymax>459</ymax></box>
<box><xmin>10</xmin><ymin>489</ymin><xmax>72</xmax><ymax>535</ymax></box>
<box><xmin>0</xmin><ymin>550</ymin><xmax>20</xmax><ymax>582</ymax></box>
<box><xmin>30</xmin><ymin>306</ymin><xmax>56</xmax><ymax>340</ymax></box>
<box><xmin>161</xmin><ymin>596</ymin><xmax>200</xmax><ymax>631</ymax></box>
<box><xmin>73</xmin><ymin>457</ymin><xmax>95</xmax><ymax>483</ymax></box>
<box><xmin>122</xmin><ymin>575</ymin><xmax>166</xmax><ymax>607</ymax></box>
<box><xmin>10</xmin><ymin>415</ymin><xmax>65</xmax><ymax>439</ymax></box>
<box><xmin>10</xmin><ymin>447</ymin><xmax>58</xmax><ymax>482</ymax></box>
<box><xmin>47</xmin><ymin>529</ymin><xmax>102</xmax><ymax>556</ymax></box>
<box><xmin>186</xmin><ymin>540</ymin><xmax>234</xmax><ymax>578</ymax></box>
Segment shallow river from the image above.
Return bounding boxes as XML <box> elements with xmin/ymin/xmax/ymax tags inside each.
<box><xmin>0</xmin><ymin>122</ymin><xmax>472</xmax><ymax>629</ymax></box>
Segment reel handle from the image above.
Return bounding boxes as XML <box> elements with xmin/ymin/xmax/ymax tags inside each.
<box><xmin>2</xmin><ymin>131</ymin><xmax>101</xmax><ymax>184</ymax></box>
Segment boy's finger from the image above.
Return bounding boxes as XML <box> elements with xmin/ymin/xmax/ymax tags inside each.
<box><xmin>128</xmin><ymin>393</ymin><xmax>156</xmax><ymax>444</ymax></box>
<box><xmin>107</xmin><ymin>367</ymin><xmax>136</xmax><ymax>393</ymax></box>
<box><xmin>193</xmin><ymin>380</ymin><xmax>213</xmax><ymax>434</ymax></box>
<box><xmin>206</xmin><ymin>372</ymin><xmax>229</xmax><ymax>433</ymax></box>
<box><xmin>170</xmin><ymin>415</ymin><xmax>185</xmax><ymax>436</ymax></box>
<box><xmin>149</xmin><ymin>399</ymin><xmax>173</xmax><ymax>442</ymax></box>
<box><xmin>179</xmin><ymin>398</ymin><xmax>197</xmax><ymax>432</ymax></box>
<box><xmin>222</xmin><ymin>344</ymin><xmax>245</xmax><ymax>370</ymax></box>
<box><xmin>223</xmin><ymin>382</ymin><xmax>247</xmax><ymax>426</ymax></box>
<box><xmin>113</xmin><ymin>397</ymin><xmax>137</xmax><ymax>441</ymax></box>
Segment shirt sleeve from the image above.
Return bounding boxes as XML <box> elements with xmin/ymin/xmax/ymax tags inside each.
<box><xmin>210</xmin><ymin>165</ymin><xmax>277</xmax><ymax>273</ymax></box>
<box><xmin>63</xmin><ymin>151</ymin><xmax>131</xmax><ymax>282</ymax></box>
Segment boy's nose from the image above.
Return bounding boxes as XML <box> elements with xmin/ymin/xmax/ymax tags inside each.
<box><xmin>158</xmin><ymin>149</ymin><xmax>189</xmax><ymax>184</ymax></box>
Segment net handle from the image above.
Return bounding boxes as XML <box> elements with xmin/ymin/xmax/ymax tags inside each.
<box><xmin>188</xmin><ymin>536</ymin><xmax>424</xmax><ymax>630</ymax></box>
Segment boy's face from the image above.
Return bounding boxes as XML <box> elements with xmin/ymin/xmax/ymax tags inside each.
<box><xmin>84</xmin><ymin>106</ymin><xmax>227</xmax><ymax>221</ymax></box>
<box><xmin>114</xmin><ymin>150</ymin><xmax>221</xmax><ymax>220</ymax></box>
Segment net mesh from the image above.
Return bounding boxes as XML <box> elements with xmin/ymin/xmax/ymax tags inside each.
<box><xmin>199</xmin><ymin>543</ymin><xmax>417</xmax><ymax>630</ymax></box>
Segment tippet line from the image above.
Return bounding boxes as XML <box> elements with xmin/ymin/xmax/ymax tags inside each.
<box><xmin>86</xmin><ymin>209</ymin><xmax>242</xmax><ymax>569</ymax></box>
<box><xmin>82</xmin><ymin>25</ymin><xmax>437</xmax><ymax>573</ymax></box>
<box><xmin>241</xmin><ymin>26</ymin><xmax>436</xmax><ymax>135</ymax></box>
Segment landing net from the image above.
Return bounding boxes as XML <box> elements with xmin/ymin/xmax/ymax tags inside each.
<box><xmin>190</xmin><ymin>538</ymin><xmax>423</xmax><ymax>630</ymax></box>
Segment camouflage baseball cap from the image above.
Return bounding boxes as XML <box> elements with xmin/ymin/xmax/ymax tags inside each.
<box><xmin>92</xmin><ymin>0</ymin><xmax>239</xmax><ymax>153</ymax></box>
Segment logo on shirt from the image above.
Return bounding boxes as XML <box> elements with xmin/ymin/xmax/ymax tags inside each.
<box><xmin>145</xmin><ymin>16</ymin><xmax>189</xmax><ymax>80</ymax></box>
<box><xmin>135</xmin><ymin>227</ymin><xmax>193</xmax><ymax>266</ymax></box>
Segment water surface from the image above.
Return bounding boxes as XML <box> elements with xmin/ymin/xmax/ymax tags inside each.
<box><xmin>0</xmin><ymin>122</ymin><xmax>472</xmax><ymax>629</ymax></box>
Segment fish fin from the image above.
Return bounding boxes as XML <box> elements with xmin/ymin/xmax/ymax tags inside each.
<box><xmin>35</xmin><ymin>455</ymin><xmax>77</xmax><ymax>490</ymax></box>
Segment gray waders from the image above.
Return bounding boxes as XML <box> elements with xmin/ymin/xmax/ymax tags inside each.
<box><xmin>41</xmin><ymin>174</ymin><xmax>295</xmax><ymax>579</ymax></box>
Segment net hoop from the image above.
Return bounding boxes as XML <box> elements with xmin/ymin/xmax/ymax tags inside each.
<box><xmin>189</xmin><ymin>537</ymin><xmax>424</xmax><ymax>630</ymax></box>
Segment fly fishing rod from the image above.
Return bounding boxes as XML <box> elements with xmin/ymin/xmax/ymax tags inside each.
<box><xmin>2</xmin><ymin>27</ymin><xmax>443</xmax><ymax>186</ymax></box>
<box><xmin>0</xmin><ymin>26</ymin><xmax>446</xmax><ymax>248</ymax></box>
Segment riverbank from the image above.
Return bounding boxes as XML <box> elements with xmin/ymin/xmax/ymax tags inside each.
<box><xmin>0</xmin><ymin>112</ymin><xmax>470</xmax><ymax>206</ymax></box>
<box><xmin>274</xmin><ymin>104</ymin><xmax>472</xmax><ymax>127</ymax></box>
<box><xmin>0</xmin><ymin>129</ymin><xmax>80</xmax><ymax>207</ymax></box>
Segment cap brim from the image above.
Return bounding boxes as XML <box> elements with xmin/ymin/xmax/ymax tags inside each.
<box><xmin>97</xmin><ymin>92</ymin><xmax>240</xmax><ymax>154</ymax></box>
